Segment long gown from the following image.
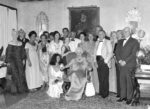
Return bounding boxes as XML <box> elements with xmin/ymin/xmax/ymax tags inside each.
<box><xmin>86</xmin><ymin>41</ymin><xmax>99</xmax><ymax>93</ymax></box>
<box><xmin>47</xmin><ymin>65</ymin><xmax>63</xmax><ymax>98</ymax></box>
<box><xmin>39</xmin><ymin>43</ymin><xmax>49</xmax><ymax>83</ymax></box>
<box><xmin>65</xmin><ymin>58</ymin><xmax>88</xmax><ymax>101</ymax></box>
<box><xmin>109</xmin><ymin>42</ymin><xmax>117</xmax><ymax>93</ymax></box>
<box><xmin>25</xmin><ymin>43</ymin><xmax>43</xmax><ymax>90</ymax></box>
<box><xmin>5</xmin><ymin>44</ymin><xmax>27</xmax><ymax>93</ymax></box>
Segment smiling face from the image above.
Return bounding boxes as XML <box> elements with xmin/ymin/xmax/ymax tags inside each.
<box><xmin>110</xmin><ymin>32</ymin><xmax>118</xmax><ymax>43</ymax></box>
<box><xmin>54</xmin><ymin>33</ymin><xmax>60</xmax><ymax>41</ymax></box>
<box><xmin>30</xmin><ymin>34</ymin><xmax>36</xmax><ymax>42</ymax></box>
<box><xmin>41</xmin><ymin>35</ymin><xmax>47</xmax><ymax>44</ymax></box>
<box><xmin>56</xmin><ymin>55</ymin><xmax>61</xmax><ymax>63</ymax></box>
<box><xmin>123</xmin><ymin>27</ymin><xmax>131</xmax><ymax>39</ymax></box>
<box><xmin>88</xmin><ymin>33</ymin><xmax>94</xmax><ymax>41</ymax></box>
<box><xmin>98</xmin><ymin>31</ymin><xmax>105</xmax><ymax>40</ymax></box>
<box><xmin>65</xmin><ymin>37</ymin><xmax>70</xmax><ymax>45</ymax></box>
<box><xmin>80</xmin><ymin>34</ymin><xmax>85</xmax><ymax>41</ymax></box>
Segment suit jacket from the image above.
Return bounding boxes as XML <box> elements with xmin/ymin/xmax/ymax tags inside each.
<box><xmin>115</xmin><ymin>37</ymin><xmax>139</xmax><ymax>68</ymax></box>
<box><xmin>95</xmin><ymin>38</ymin><xmax>113</xmax><ymax>68</ymax></box>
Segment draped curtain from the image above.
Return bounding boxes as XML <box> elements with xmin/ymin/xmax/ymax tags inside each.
<box><xmin>0</xmin><ymin>6</ymin><xmax>17</xmax><ymax>54</ymax></box>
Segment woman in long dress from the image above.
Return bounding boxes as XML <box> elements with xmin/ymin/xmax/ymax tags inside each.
<box><xmin>38</xmin><ymin>34</ymin><xmax>49</xmax><ymax>85</ymax></box>
<box><xmin>86</xmin><ymin>33</ymin><xmax>99</xmax><ymax>94</ymax></box>
<box><xmin>47</xmin><ymin>54</ymin><xmax>64</xmax><ymax>98</ymax></box>
<box><xmin>5</xmin><ymin>29</ymin><xmax>27</xmax><ymax>94</ymax></box>
<box><xmin>25</xmin><ymin>31</ymin><xmax>43</xmax><ymax>92</ymax></box>
<box><xmin>109</xmin><ymin>31</ymin><xmax>117</xmax><ymax>93</ymax></box>
<box><xmin>62</xmin><ymin>47</ymin><xmax>92</xmax><ymax>101</ymax></box>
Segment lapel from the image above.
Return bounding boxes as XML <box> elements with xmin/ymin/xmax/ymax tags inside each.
<box><xmin>123</xmin><ymin>37</ymin><xmax>132</xmax><ymax>48</ymax></box>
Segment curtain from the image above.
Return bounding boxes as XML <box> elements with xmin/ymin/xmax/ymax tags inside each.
<box><xmin>0</xmin><ymin>6</ymin><xmax>17</xmax><ymax>54</ymax></box>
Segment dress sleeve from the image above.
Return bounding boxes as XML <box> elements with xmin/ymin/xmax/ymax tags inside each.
<box><xmin>25</xmin><ymin>43</ymin><xmax>29</xmax><ymax>49</ymax></box>
<box><xmin>5</xmin><ymin>45</ymin><xmax>11</xmax><ymax>63</ymax></box>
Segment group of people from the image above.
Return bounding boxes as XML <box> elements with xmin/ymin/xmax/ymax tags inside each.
<box><xmin>1</xmin><ymin>25</ymin><xmax>142</xmax><ymax>104</ymax></box>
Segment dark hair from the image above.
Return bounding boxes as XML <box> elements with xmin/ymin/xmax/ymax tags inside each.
<box><xmin>79</xmin><ymin>32</ymin><xmax>87</xmax><ymax>41</ymax></box>
<box><xmin>62</xmin><ymin>28</ymin><xmax>69</xmax><ymax>33</ymax></box>
<box><xmin>28</xmin><ymin>31</ymin><xmax>37</xmax><ymax>38</ymax></box>
<box><xmin>53</xmin><ymin>31</ymin><xmax>61</xmax><ymax>40</ymax></box>
<box><xmin>49</xmin><ymin>32</ymin><xmax>54</xmax><ymax>36</ymax></box>
<box><xmin>40</xmin><ymin>34</ymin><xmax>47</xmax><ymax>39</ymax></box>
<box><xmin>50</xmin><ymin>53</ymin><xmax>63</xmax><ymax>65</ymax></box>
<box><xmin>43</xmin><ymin>31</ymin><xmax>49</xmax><ymax>34</ymax></box>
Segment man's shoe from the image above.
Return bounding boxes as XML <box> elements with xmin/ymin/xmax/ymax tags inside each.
<box><xmin>126</xmin><ymin>100</ymin><xmax>132</xmax><ymax>105</ymax></box>
<box><xmin>116</xmin><ymin>95</ymin><xmax>120</xmax><ymax>98</ymax></box>
<box><xmin>117</xmin><ymin>98</ymin><xmax>127</xmax><ymax>102</ymax></box>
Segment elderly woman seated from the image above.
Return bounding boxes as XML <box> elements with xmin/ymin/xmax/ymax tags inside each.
<box><xmin>61</xmin><ymin>47</ymin><xmax>92</xmax><ymax>101</ymax></box>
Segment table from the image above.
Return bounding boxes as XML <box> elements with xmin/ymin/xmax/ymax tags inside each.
<box><xmin>135</xmin><ymin>71</ymin><xmax>150</xmax><ymax>98</ymax></box>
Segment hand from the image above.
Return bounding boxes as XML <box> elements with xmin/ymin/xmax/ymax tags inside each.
<box><xmin>121</xmin><ymin>61</ymin><xmax>126</xmax><ymax>66</ymax></box>
<box><xmin>28</xmin><ymin>61</ymin><xmax>32</xmax><ymax>67</ymax></box>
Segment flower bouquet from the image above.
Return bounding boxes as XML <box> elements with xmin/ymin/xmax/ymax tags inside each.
<box><xmin>137</xmin><ymin>45</ymin><xmax>150</xmax><ymax>72</ymax></box>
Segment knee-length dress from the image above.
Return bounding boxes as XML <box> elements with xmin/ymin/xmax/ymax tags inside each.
<box><xmin>25</xmin><ymin>43</ymin><xmax>43</xmax><ymax>90</ymax></box>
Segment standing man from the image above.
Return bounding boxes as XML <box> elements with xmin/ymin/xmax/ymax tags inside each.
<box><xmin>95</xmin><ymin>30</ymin><xmax>113</xmax><ymax>98</ymax></box>
<box><xmin>115</xmin><ymin>27</ymin><xmax>139</xmax><ymax>104</ymax></box>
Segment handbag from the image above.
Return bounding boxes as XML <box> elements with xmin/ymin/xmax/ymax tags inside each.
<box><xmin>85</xmin><ymin>70</ymin><xmax>95</xmax><ymax>97</ymax></box>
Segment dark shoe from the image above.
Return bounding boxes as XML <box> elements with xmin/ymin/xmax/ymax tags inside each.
<box><xmin>117</xmin><ymin>98</ymin><xmax>127</xmax><ymax>102</ymax></box>
<box><xmin>126</xmin><ymin>100</ymin><xmax>132</xmax><ymax>105</ymax></box>
<box><xmin>116</xmin><ymin>95</ymin><xmax>120</xmax><ymax>98</ymax></box>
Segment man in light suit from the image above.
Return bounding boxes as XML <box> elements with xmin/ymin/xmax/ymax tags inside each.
<box><xmin>95</xmin><ymin>30</ymin><xmax>113</xmax><ymax>98</ymax></box>
<box><xmin>115</xmin><ymin>27</ymin><xmax>139</xmax><ymax>105</ymax></box>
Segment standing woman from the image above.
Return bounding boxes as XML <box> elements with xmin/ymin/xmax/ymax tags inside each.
<box><xmin>38</xmin><ymin>34</ymin><xmax>49</xmax><ymax>85</ymax></box>
<box><xmin>5</xmin><ymin>29</ymin><xmax>27</xmax><ymax>94</ymax></box>
<box><xmin>61</xmin><ymin>37</ymin><xmax>71</xmax><ymax>65</ymax></box>
<box><xmin>109</xmin><ymin>31</ymin><xmax>117</xmax><ymax>93</ymax></box>
<box><xmin>86</xmin><ymin>33</ymin><xmax>99</xmax><ymax>94</ymax></box>
<box><xmin>48</xmin><ymin>31</ymin><xmax>63</xmax><ymax>57</ymax></box>
<box><xmin>25</xmin><ymin>31</ymin><xmax>43</xmax><ymax>92</ymax></box>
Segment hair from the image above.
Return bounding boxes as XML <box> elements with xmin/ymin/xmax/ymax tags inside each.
<box><xmin>62</xmin><ymin>28</ymin><xmax>69</xmax><ymax>33</ymax></box>
<box><xmin>43</xmin><ymin>31</ymin><xmax>49</xmax><ymax>35</ymax></box>
<box><xmin>53</xmin><ymin>31</ymin><xmax>61</xmax><ymax>40</ymax></box>
<box><xmin>110</xmin><ymin>31</ymin><xmax>117</xmax><ymax>37</ymax></box>
<box><xmin>96</xmin><ymin>25</ymin><xmax>103</xmax><ymax>30</ymax></box>
<box><xmin>50</xmin><ymin>53</ymin><xmax>63</xmax><ymax>65</ymax></box>
<box><xmin>28</xmin><ymin>31</ymin><xmax>37</xmax><ymax>38</ymax></box>
<box><xmin>99</xmin><ymin>30</ymin><xmax>106</xmax><ymax>36</ymax></box>
<box><xmin>63</xmin><ymin>37</ymin><xmax>70</xmax><ymax>43</ymax></box>
<box><xmin>40</xmin><ymin>34</ymin><xmax>47</xmax><ymax>39</ymax></box>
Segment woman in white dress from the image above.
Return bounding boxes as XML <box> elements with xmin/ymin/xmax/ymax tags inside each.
<box><xmin>109</xmin><ymin>31</ymin><xmax>117</xmax><ymax>93</ymax></box>
<box><xmin>47</xmin><ymin>53</ymin><xmax>64</xmax><ymax>98</ymax></box>
<box><xmin>48</xmin><ymin>31</ymin><xmax>63</xmax><ymax>57</ymax></box>
<box><xmin>25</xmin><ymin>31</ymin><xmax>43</xmax><ymax>92</ymax></box>
<box><xmin>38</xmin><ymin>34</ymin><xmax>49</xmax><ymax>85</ymax></box>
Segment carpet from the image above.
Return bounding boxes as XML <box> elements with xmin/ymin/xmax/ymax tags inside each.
<box><xmin>7</xmin><ymin>91</ymin><xmax>148</xmax><ymax>109</ymax></box>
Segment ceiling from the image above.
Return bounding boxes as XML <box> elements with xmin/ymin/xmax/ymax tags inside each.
<box><xmin>17</xmin><ymin>0</ymin><xmax>53</xmax><ymax>2</ymax></box>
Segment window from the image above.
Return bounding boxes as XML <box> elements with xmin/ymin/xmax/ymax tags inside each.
<box><xmin>36</xmin><ymin>11</ymin><xmax>49</xmax><ymax>36</ymax></box>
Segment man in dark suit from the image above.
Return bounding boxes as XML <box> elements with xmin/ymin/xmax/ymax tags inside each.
<box><xmin>115</xmin><ymin>27</ymin><xmax>139</xmax><ymax>105</ymax></box>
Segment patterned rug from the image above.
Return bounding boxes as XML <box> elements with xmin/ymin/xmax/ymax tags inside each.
<box><xmin>7</xmin><ymin>91</ymin><xmax>148</xmax><ymax>109</ymax></box>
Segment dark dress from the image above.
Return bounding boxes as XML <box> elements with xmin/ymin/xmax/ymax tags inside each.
<box><xmin>18</xmin><ymin>38</ymin><xmax>29</xmax><ymax>48</ymax></box>
<box><xmin>62</xmin><ymin>46</ymin><xmax>71</xmax><ymax>65</ymax></box>
<box><xmin>5</xmin><ymin>44</ymin><xmax>27</xmax><ymax>94</ymax></box>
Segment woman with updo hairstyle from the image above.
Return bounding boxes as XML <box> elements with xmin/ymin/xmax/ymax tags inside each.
<box><xmin>47</xmin><ymin>31</ymin><xmax>63</xmax><ymax>56</ymax></box>
<box><xmin>25</xmin><ymin>31</ymin><xmax>43</xmax><ymax>92</ymax></box>
<box><xmin>38</xmin><ymin>34</ymin><xmax>49</xmax><ymax>87</ymax></box>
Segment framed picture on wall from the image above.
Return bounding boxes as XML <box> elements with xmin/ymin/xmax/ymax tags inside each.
<box><xmin>68</xmin><ymin>6</ymin><xmax>100</xmax><ymax>35</ymax></box>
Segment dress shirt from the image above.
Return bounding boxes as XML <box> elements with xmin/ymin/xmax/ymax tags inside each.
<box><xmin>123</xmin><ymin>36</ymin><xmax>130</xmax><ymax>46</ymax></box>
<box><xmin>69</xmin><ymin>38</ymin><xmax>81</xmax><ymax>52</ymax></box>
<box><xmin>96</xmin><ymin>40</ymin><xmax>104</xmax><ymax>56</ymax></box>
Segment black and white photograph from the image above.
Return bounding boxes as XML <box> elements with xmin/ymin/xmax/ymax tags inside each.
<box><xmin>0</xmin><ymin>0</ymin><xmax>150</xmax><ymax>109</ymax></box>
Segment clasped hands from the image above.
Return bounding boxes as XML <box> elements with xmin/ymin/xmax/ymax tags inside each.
<box><xmin>119</xmin><ymin>60</ymin><xmax>126</xmax><ymax>66</ymax></box>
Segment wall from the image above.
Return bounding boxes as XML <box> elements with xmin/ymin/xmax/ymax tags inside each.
<box><xmin>0</xmin><ymin>0</ymin><xmax>17</xmax><ymax>8</ymax></box>
<box><xmin>17</xmin><ymin>0</ymin><xmax>150</xmax><ymax>44</ymax></box>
